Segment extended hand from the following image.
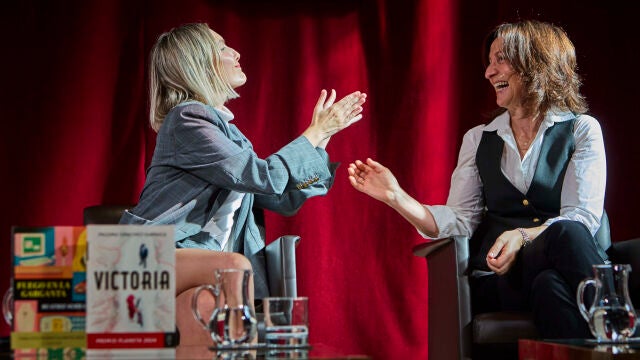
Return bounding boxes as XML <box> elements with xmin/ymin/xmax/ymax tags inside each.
<box><xmin>348</xmin><ymin>158</ymin><xmax>400</xmax><ymax>204</ymax></box>
<box><xmin>303</xmin><ymin>89</ymin><xmax>367</xmax><ymax>146</ymax></box>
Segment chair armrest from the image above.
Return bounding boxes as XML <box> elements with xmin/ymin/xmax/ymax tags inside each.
<box><xmin>607</xmin><ymin>238</ymin><xmax>640</xmax><ymax>310</ymax></box>
<box><xmin>83</xmin><ymin>205</ymin><xmax>132</xmax><ymax>225</ymax></box>
<box><xmin>413</xmin><ymin>236</ymin><xmax>472</xmax><ymax>360</ymax></box>
<box><xmin>256</xmin><ymin>235</ymin><xmax>301</xmax><ymax>343</ymax></box>
<box><xmin>413</xmin><ymin>237</ymin><xmax>454</xmax><ymax>257</ymax></box>
<box><xmin>265</xmin><ymin>235</ymin><xmax>301</xmax><ymax>298</ymax></box>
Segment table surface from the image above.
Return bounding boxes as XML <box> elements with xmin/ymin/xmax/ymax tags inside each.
<box><xmin>177</xmin><ymin>343</ymin><xmax>371</xmax><ymax>359</ymax></box>
<box><xmin>0</xmin><ymin>343</ymin><xmax>371</xmax><ymax>359</ymax></box>
<box><xmin>519</xmin><ymin>338</ymin><xmax>640</xmax><ymax>360</ymax></box>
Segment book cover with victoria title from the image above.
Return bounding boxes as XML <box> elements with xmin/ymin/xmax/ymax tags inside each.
<box><xmin>86</xmin><ymin>225</ymin><xmax>177</xmax><ymax>355</ymax></box>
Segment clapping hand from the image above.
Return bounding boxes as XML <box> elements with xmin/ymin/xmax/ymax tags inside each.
<box><xmin>303</xmin><ymin>89</ymin><xmax>367</xmax><ymax>147</ymax></box>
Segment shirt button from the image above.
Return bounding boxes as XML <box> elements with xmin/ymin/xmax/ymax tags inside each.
<box><xmin>522</xmin><ymin>199</ymin><xmax>529</xmax><ymax>206</ymax></box>
<box><xmin>533</xmin><ymin>218</ymin><xmax>540</xmax><ymax>223</ymax></box>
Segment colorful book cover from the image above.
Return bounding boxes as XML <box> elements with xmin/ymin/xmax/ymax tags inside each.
<box><xmin>85</xmin><ymin>225</ymin><xmax>177</xmax><ymax>353</ymax></box>
<box><xmin>10</xmin><ymin>226</ymin><xmax>88</xmax><ymax>352</ymax></box>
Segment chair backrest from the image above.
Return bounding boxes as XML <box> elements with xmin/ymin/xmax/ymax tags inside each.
<box><xmin>265</xmin><ymin>235</ymin><xmax>300</xmax><ymax>297</ymax></box>
<box><xmin>83</xmin><ymin>205</ymin><xmax>131</xmax><ymax>225</ymax></box>
<box><xmin>606</xmin><ymin>238</ymin><xmax>640</xmax><ymax>309</ymax></box>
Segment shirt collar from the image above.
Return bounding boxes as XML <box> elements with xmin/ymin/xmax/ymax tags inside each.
<box><xmin>175</xmin><ymin>100</ymin><xmax>236</xmax><ymax>123</ymax></box>
<box><xmin>212</xmin><ymin>105</ymin><xmax>235</xmax><ymax>122</ymax></box>
<box><xmin>483</xmin><ymin>108</ymin><xmax>577</xmax><ymax>134</ymax></box>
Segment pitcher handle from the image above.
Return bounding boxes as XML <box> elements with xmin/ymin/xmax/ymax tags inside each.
<box><xmin>576</xmin><ymin>278</ymin><xmax>596</xmax><ymax>322</ymax></box>
<box><xmin>3</xmin><ymin>287</ymin><xmax>12</xmax><ymax>325</ymax></box>
<box><xmin>191</xmin><ymin>284</ymin><xmax>219</xmax><ymax>330</ymax></box>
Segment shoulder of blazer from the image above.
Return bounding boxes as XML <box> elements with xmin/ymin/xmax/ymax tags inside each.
<box><xmin>163</xmin><ymin>102</ymin><xmax>229</xmax><ymax>136</ymax></box>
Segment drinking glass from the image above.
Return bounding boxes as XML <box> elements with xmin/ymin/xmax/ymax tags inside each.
<box><xmin>263</xmin><ymin>296</ymin><xmax>308</xmax><ymax>350</ymax></box>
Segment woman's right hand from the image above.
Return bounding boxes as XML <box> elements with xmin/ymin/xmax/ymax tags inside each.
<box><xmin>349</xmin><ymin>157</ymin><xmax>441</xmax><ymax>237</ymax></box>
<box><xmin>348</xmin><ymin>158</ymin><xmax>400</xmax><ymax>204</ymax></box>
<box><xmin>302</xmin><ymin>89</ymin><xmax>367</xmax><ymax>147</ymax></box>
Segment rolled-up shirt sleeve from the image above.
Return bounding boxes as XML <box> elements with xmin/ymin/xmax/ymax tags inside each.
<box><xmin>543</xmin><ymin>115</ymin><xmax>606</xmax><ymax>235</ymax></box>
<box><xmin>421</xmin><ymin>126</ymin><xmax>486</xmax><ymax>239</ymax></box>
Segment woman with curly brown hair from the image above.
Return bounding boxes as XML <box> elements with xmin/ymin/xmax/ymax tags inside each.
<box><xmin>348</xmin><ymin>20</ymin><xmax>606</xmax><ymax>338</ymax></box>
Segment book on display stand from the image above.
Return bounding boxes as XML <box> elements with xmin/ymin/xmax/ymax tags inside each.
<box><xmin>85</xmin><ymin>225</ymin><xmax>177</xmax><ymax>358</ymax></box>
<box><xmin>10</xmin><ymin>226</ymin><xmax>88</xmax><ymax>359</ymax></box>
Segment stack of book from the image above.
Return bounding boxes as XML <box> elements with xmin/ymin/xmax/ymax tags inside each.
<box><xmin>9</xmin><ymin>225</ymin><xmax>177</xmax><ymax>358</ymax></box>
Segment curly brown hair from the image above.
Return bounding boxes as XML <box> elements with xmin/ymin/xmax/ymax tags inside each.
<box><xmin>483</xmin><ymin>20</ymin><xmax>588</xmax><ymax>117</ymax></box>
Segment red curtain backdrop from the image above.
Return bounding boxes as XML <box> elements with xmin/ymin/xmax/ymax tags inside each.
<box><xmin>3</xmin><ymin>1</ymin><xmax>639</xmax><ymax>358</ymax></box>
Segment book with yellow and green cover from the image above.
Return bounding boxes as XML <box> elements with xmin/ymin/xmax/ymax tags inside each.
<box><xmin>10</xmin><ymin>226</ymin><xmax>87</xmax><ymax>353</ymax></box>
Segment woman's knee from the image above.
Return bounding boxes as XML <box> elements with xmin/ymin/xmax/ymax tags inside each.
<box><xmin>225</xmin><ymin>252</ymin><xmax>252</xmax><ymax>271</ymax></box>
<box><xmin>547</xmin><ymin>220</ymin><xmax>590</xmax><ymax>237</ymax></box>
<box><xmin>176</xmin><ymin>248</ymin><xmax>252</xmax><ymax>271</ymax></box>
<box><xmin>543</xmin><ymin>220</ymin><xmax>593</xmax><ymax>251</ymax></box>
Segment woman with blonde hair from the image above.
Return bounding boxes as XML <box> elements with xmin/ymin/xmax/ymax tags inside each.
<box><xmin>121</xmin><ymin>22</ymin><xmax>366</xmax><ymax>342</ymax></box>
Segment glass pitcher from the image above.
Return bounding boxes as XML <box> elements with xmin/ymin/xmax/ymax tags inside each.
<box><xmin>2</xmin><ymin>287</ymin><xmax>12</xmax><ymax>326</ymax></box>
<box><xmin>577</xmin><ymin>264</ymin><xmax>637</xmax><ymax>342</ymax></box>
<box><xmin>191</xmin><ymin>269</ymin><xmax>257</xmax><ymax>347</ymax></box>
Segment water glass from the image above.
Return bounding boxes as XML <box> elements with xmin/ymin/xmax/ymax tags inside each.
<box><xmin>263</xmin><ymin>297</ymin><xmax>308</xmax><ymax>349</ymax></box>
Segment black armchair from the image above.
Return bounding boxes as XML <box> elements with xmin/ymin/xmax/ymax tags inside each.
<box><xmin>412</xmin><ymin>213</ymin><xmax>640</xmax><ymax>360</ymax></box>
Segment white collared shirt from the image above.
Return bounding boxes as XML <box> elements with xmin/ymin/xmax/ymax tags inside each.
<box><xmin>424</xmin><ymin>110</ymin><xmax>606</xmax><ymax>238</ymax></box>
<box><xmin>201</xmin><ymin>105</ymin><xmax>246</xmax><ymax>251</ymax></box>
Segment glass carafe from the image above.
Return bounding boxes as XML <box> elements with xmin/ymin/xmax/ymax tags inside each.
<box><xmin>191</xmin><ymin>269</ymin><xmax>257</xmax><ymax>347</ymax></box>
<box><xmin>577</xmin><ymin>264</ymin><xmax>637</xmax><ymax>342</ymax></box>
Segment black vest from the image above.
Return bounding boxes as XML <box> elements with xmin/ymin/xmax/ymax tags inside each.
<box><xmin>469</xmin><ymin>120</ymin><xmax>576</xmax><ymax>271</ymax></box>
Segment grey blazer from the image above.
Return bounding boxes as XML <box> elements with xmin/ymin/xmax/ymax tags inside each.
<box><xmin>120</xmin><ymin>101</ymin><xmax>337</xmax><ymax>297</ymax></box>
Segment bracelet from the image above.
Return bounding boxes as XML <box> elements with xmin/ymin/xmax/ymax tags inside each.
<box><xmin>516</xmin><ymin>228</ymin><xmax>531</xmax><ymax>248</ymax></box>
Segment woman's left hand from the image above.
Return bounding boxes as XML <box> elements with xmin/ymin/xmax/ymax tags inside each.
<box><xmin>486</xmin><ymin>229</ymin><xmax>524</xmax><ymax>275</ymax></box>
<box><xmin>303</xmin><ymin>89</ymin><xmax>367</xmax><ymax>147</ymax></box>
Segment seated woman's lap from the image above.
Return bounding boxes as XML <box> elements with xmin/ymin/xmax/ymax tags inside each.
<box><xmin>471</xmin><ymin>220</ymin><xmax>605</xmax><ymax>314</ymax></box>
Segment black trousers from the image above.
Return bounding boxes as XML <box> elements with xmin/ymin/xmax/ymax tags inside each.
<box><xmin>470</xmin><ymin>220</ymin><xmax>607</xmax><ymax>338</ymax></box>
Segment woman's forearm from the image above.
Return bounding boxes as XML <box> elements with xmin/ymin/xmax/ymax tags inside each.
<box><xmin>387</xmin><ymin>187</ymin><xmax>440</xmax><ymax>238</ymax></box>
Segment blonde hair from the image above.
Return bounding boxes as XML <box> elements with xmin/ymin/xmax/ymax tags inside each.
<box><xmin>149</xmin><ymin>23</ymin><xmax>239</xmax><ymax>131</ymax></box>
<box><xmin>484</xmin><ymin>20</ymin><xmax>588</xmax><ymax>117</ymax></box>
